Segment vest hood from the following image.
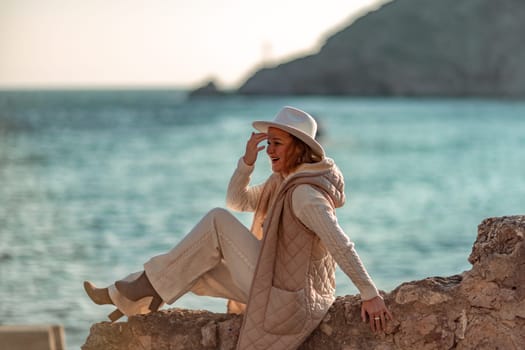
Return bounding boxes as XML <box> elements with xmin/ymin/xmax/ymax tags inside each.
<box><xmin>284</xmin><ymin>157</ymin><xmax>345</xmax><ymax>208</ymax></box>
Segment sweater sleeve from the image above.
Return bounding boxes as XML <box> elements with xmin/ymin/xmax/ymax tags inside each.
<box><xmin>226</xmin><ymin>157</ymin><xmax>264</xmax><ymax>212</ymax></box>
<box><xmin>292</xmin><ymin>185</ymin><xmax>380</xmax><ymax>301</ymax></box>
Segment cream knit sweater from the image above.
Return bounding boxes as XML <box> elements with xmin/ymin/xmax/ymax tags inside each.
<box><xmin>226</xmin><ymin>158</ymin><xmax>380</xmax><ymax>301</ymax></box>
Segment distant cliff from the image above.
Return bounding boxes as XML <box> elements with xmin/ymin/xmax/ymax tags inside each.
<box><xmin>82</xmin><ymin>215</ymin><xmax>525</xmax><ymax>349</ymax></box>
<box><xmin>237</xmin><ymin>0</ymin><xmax>525</xmax><ymax>97</ymax></box>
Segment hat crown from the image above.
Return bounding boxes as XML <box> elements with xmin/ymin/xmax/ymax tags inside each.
<box><xmin>273</xmin><ymin>106</ymin><xmax>317</xmax><ymax>139</ymax></box>
<box><xmin>252</xmin><ymin>106</ymin><xmax>325</xmax><ymax>158</ymax></box>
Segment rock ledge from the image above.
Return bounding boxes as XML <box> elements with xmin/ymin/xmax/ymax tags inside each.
<box><xmin>82</xmin><ymin>216</ymin><xmax>525</xmax><ymax>350</ymax></box>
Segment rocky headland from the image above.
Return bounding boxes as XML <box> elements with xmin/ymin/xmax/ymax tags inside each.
<box><xmin>188</xmin><ymin>80</ymin><xmax>226</xmax><ymax>98</ymax></box>
<box><xmin>82</xmin><ymin>215</ymin><xmax>525</xmax><ymax>349</ymax></box>
<box><xmin>235</xmin><ymin>0</ymin><xmax>525</xmax><ymax>97</ymax></box>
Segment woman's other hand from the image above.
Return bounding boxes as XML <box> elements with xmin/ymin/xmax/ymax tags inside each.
<box><xmin>243</xmin><ymin>132</ymin><xmax>267</xmax><ymax>166</ymax></box>
<box><xmin>361</xmin><ymin>295</ymin><xmax>393</xmax><ymax>333</ymax></box>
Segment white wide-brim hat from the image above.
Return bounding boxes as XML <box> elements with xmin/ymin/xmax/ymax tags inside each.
<box><xmin>252</xmin><ymin>106</ymin><xmax>325</xmax><ymax>159</ymax></box>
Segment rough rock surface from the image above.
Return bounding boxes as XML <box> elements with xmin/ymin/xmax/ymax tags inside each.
<box><xmin>82</xmin><ymin>215</ymin><xmax>525</xmax><ymax>349</ymax></box>
<box><xmin>237</xmin><ymin>0</ymin><xmax>525</xmax><ymax>97</ymax></box>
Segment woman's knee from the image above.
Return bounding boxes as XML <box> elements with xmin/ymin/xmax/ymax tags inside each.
<box><xmin>204</xmin><ymin>208</ymin><xmax>233</xmax><ymax>227</ymax></box>
<box><xmin>205</xmin><ymin>207</ymin><xmax>246</xmax><ymax>233</ymax></box>
<box><xmin>206</xmin><ymin>207</ymin><xmax>232</xmax><ymax>220</ymax></box>
<box><xmin>207</xmin><ymin>207</ymin><xmax>229</xmax><ymax>216</ymax></box>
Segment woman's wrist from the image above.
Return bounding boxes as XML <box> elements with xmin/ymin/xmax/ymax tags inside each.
<box><xmin>243</xmin><ymin>156</ymin><xmax>255</xmax><ymax>166</ymax></box>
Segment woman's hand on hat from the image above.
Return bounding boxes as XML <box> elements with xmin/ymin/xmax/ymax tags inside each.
<box><xmin>243</xmin><ymin>132</ymin><xmax>267</xmax><ymax>166</ymax></box>
<box><xmin>361</xmin><ymin>295</ymin><xmax>393</xmax><ymax>333</ymax></box>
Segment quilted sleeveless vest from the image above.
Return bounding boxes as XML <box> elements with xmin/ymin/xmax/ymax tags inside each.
<box><xmin>236</xmin><ymin>166</ymin><xmax>344</xmax><ymax>350</ymax></box>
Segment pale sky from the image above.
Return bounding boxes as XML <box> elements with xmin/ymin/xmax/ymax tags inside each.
<box><xmin>0</xmin><ymin>0</ymin><xmax>387</xmax><ymax>89</ymax></box>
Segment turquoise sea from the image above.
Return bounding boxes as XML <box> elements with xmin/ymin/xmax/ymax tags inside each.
<box><xmin>0</xmin><ymin>90</ymin><xmax>524</xmax><ymax>348</ymax></box>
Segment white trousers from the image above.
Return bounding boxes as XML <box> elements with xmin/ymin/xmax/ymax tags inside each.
<box><xmin>108</xmin><ymin>208</ymin><xmax>260</xmax><ymax>316</ymax></box>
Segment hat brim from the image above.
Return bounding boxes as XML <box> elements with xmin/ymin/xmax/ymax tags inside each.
<box><xmin>252</xmin><ymin>120</ymin><xmax>325</xmax><ymax>159</ymax></box>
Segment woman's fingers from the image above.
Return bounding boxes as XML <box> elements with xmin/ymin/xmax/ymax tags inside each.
<box><xmin>369</xmin><ymin>314</ymin><xmax>376</xmax><ymax>332</ymax></box>
<box><xmin>374</xmin><ymin>308</ymin><xmax>393</xmax><ymax>332</ymax></box>
<box><xmin>375</xmin><ymin>315</ymin><xmax>383</xmax><ymax>332</ymax></box>
<box><xmin>368</xmin><ymin>313</ymin><xmax>384</xmax><ymax>332</ymax></box>
<box><xmin>243</xmin><ymin>132</ymin><xmax>267</xmax><ymax>166</ymax></box>
<box><xmin>250</xmin><ymin>132</ymin><xmax>267</xmax><ymax>144</ymax></box>
<box><xmin>379</xmin><ymin>312</ymin><xmax>387</xmax><ymax>331</ymax></box>
<box><xmin>361</xmin><ymin>296</ymin><xmax>393</xmax><ymax>333</ymax></box>
<box><xmin>385</xmin><ymin>307</ymin><xmax>394</xmax><ymax>321</ymax></box>
<box><xmin>247</xmin><ymin>132</ymin><xmax>267</xmax><ymax>148</ymax></box>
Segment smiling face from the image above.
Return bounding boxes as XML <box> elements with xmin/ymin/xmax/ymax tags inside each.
<box><xmin>266</xmin><ymin>127</ymin><xmax>295</xmax><ymax>175</ymax></box>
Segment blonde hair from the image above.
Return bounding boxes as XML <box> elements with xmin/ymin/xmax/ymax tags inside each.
<box><xmin>283</xmin><ymin>135</ymin><xmax>320</xmax><ymax>173</ymax></box>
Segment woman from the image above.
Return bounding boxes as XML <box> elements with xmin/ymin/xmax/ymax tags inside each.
<box><xmin>84</xmin><ymin>106</ymin><xmax>392</xmax><ymax>349</ymax></box>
